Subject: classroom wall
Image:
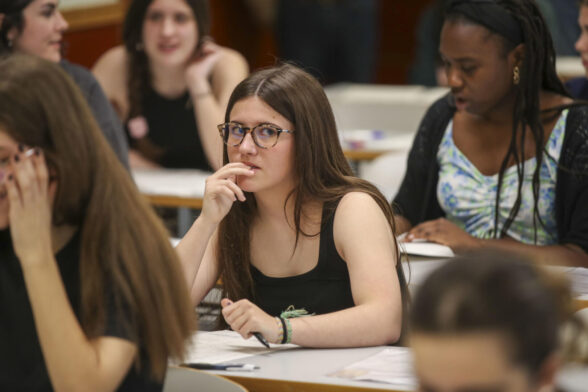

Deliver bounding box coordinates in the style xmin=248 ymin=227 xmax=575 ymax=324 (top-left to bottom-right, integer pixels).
xmin=62 ymin=0 xmax=432 ymax=84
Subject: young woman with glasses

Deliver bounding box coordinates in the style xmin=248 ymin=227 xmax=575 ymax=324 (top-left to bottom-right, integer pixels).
xmin=93 ymin=0 xmax=248 ymax=170
xmin=394 ymin=0 xmax=588 ymax=266
xmin=177 ymin=63 xmax=408 ymax=347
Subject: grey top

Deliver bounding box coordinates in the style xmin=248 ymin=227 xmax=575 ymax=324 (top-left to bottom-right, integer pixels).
xmin=60 ymin=60 xmax=129 ymax=169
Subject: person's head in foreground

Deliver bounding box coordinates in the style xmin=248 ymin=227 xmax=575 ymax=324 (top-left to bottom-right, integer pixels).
xmin=0 ymin=54 xmax=195 ymax=388
xmin=410 ymin=250 xmax=577 ymax=392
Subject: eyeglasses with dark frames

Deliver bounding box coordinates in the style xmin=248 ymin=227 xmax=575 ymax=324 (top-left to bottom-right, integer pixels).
xmin=217 ymin=122 xmax=295 ymax=149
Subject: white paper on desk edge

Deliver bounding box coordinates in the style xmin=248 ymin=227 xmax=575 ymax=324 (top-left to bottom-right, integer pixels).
xmin=180 ymin=330 xmax=297 ymax=365
xmin=328 ymin=347 xmax=416 ymax=388
xmin=399 ymin=241 xmax=455 ymax=258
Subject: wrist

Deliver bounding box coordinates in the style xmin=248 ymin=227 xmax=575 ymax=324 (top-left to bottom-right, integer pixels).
xmin=187 ymin=78 xmax=211 ymax=96
xmin=273 ymin=317 xmax=283 ymax=344
xmin=194 ymin=214 xmax=219 ymax=232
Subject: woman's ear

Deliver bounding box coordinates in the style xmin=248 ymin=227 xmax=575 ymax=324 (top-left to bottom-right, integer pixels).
xmin=511 ymin=43 xmax=525 ymax=68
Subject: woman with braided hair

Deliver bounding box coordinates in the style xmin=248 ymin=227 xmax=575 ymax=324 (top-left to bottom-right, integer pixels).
xmin=395 ymin=0 xmax=588 ymax=267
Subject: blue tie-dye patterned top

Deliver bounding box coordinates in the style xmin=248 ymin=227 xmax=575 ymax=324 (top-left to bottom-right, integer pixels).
xmin=436 ymin=110 xmax=568 ymax=245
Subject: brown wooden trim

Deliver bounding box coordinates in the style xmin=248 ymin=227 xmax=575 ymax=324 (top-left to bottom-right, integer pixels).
xmin=574 ymin=298 xmax=588 ymax=311
xmin=343 ymin=150 xmax=387 ymax=162
xmin=223 ymin=375 xmax=406 ymax=392
xmin=143 ymin=194 xmax=203 ymax=209
xmin=62 ymin=2 xmax=128 ymax=31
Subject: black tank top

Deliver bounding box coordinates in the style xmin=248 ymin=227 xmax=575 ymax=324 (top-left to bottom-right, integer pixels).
xmin=250 ymin=200 xmax=355 ymax=316
xmin=126 ymin=86 xmax=212 ymax=170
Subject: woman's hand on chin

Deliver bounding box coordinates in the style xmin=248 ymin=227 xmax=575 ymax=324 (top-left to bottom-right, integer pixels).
xmin=200 ymin=163 xmax=254 ymax=225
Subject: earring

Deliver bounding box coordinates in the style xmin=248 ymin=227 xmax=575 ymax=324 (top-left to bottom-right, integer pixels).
xmin=513 ymin=66 xmax=520 ymax=85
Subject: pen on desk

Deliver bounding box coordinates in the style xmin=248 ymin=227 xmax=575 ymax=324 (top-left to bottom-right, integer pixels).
xmin=253 ymin=332 xmax=270 ymax=348
xmin=182 ymin=363 xmax=259 ymax=371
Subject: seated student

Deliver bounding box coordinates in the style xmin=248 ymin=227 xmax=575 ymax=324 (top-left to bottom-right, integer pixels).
xmin=394 ymin=0 xmax=588 ymax=267
xmin=567 ymin=0 xmax=588 ymax=100
xmin=410 ymin=250 xmax=586 ymax=392
xmin=177 ymin=64 xmax=408 ymax=347
xmin=0 ymin=0 xmax=129 ymax=168
xmin=0 ymin=54 xmax=196 ymax=391
xmin=93 ymin=0 xmax=248 ymax=170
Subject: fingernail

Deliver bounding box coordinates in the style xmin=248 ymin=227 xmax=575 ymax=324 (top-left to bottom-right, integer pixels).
xmin=13 ymin=154 xmax=19 ymax=162
xmin=227 ymin=300 xmax=233 ymax=305
xmin=18 ymin=144 xmax=24 ymax=152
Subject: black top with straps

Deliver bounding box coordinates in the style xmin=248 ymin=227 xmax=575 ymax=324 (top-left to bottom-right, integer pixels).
xmin=127 ymin=86 xmax=211 ymax=170
xmin=250 ymin=200 xmax=355 ymax=317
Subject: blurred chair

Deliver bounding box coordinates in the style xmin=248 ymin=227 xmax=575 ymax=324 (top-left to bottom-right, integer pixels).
xmin=163 ymin=366 xmax=248 ymax=392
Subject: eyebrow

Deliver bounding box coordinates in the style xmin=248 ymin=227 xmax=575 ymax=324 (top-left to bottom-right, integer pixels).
xmin=230 ymin=121 xmax=282 ymax=128
xmin=40 ymin=1 xmax=58 ymax=9
xmin=440 ymin=53 xmax=478 ymax=63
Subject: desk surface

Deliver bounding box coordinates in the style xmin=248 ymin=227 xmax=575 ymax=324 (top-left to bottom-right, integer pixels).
xmin=210 ymin=346 xmax=412 ymax=392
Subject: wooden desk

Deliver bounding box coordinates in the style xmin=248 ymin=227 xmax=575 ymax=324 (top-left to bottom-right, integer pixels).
xmin=133 ymin=169 xmax=208 ymax=235
xmin=133 ymin=168 xmax=208 ymax=207
xmin=144 ymin=194 xmax=203 ymax=209
xmin=343 ymin=149 xmax=388 ymax=162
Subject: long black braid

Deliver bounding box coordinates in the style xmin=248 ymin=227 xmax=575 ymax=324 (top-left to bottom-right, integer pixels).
xmin=446 ymin=0 xmax=570 ymax=242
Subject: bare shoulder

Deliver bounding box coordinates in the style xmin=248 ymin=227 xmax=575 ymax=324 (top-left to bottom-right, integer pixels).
xmin=215 ymin=46 xmax=249 ymax=76
xmin=335 ymin=192 xmax=386 ymax=225
xmin=92 ymin=46 xmax=129 ymax=117
xmin=93 ymin=45 xmax=127 ymax=77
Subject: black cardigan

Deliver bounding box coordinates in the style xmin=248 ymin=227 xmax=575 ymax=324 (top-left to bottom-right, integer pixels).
xmin=393 ymin=95 xmax=588 ymax=253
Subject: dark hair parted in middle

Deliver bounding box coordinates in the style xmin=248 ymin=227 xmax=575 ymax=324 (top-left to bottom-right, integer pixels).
xmin=444 ymin=0 xmax=570 ymax=240
xmin=217 ymin=63 xmax=409 ymax=314
xmin=122 ymin=0 xmax=211 ymax=119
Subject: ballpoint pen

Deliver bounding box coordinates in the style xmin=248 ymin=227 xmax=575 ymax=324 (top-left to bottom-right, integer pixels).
xmin=253 ymin=332 xmax=270 ymax=348
xmin=182 ymin=363 xmax=259 ymax=371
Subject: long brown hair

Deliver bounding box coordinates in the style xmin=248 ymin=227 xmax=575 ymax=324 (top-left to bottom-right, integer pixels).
xmin=123 ymin=0 xmax=211 ymax=119
xmin=0 ymin=54 xmax=196 ymax=379
xmin=217 ymin=64 xmax=409 ymax=313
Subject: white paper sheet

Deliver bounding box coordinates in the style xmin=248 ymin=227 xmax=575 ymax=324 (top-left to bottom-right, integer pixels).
xmin=181 ymin=330 xmax=297 ymax=365
xmin=398 ymin=240 xmax=455 ymax=258
xmin=567 ymin=268 xmax=588 ymax=296
xmin=329 ymin=347 xmax=416 ymax=387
